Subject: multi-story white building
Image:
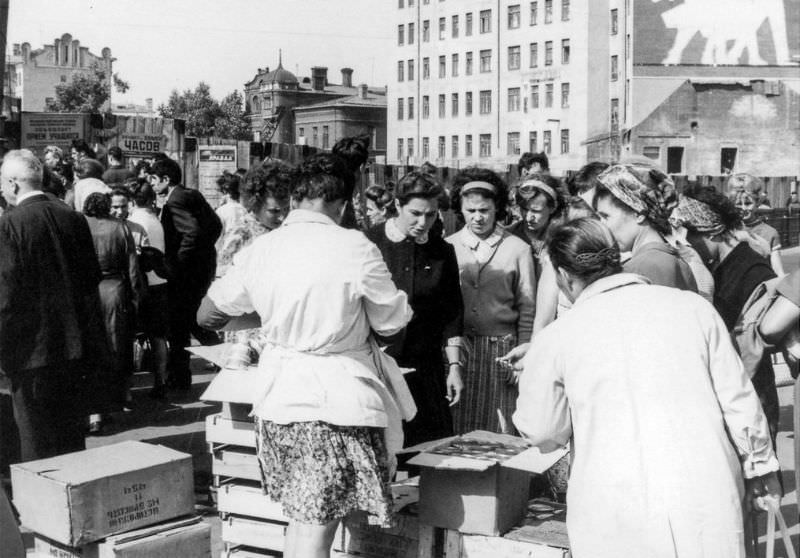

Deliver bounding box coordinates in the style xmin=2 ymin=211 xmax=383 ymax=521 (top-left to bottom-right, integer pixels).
xmin=389 ymin=0 xmax=800 ymax=175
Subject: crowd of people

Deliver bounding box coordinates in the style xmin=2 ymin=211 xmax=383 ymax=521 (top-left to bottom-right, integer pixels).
xmin=0 ymin=136 xmax=798 ymax=558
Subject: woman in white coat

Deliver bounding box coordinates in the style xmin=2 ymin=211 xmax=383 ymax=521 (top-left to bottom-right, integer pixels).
xmin=513 ymin=218 xmax=781 ymax=558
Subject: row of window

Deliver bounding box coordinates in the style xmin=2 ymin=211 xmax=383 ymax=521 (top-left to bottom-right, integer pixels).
xmin=297 ymin=125 xmax=330 ymax=149
xmin=396 ymin=83 xmax=571 ymax=121
xmin=396 ymin=129 xmax=570 ymax=161
xmin=398 ymin=0 xmax=571 ymax=45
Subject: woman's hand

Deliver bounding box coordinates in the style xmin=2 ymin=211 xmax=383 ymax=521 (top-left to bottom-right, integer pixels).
xmin=497 ymin=342 xmax=531 ymax=384
xmin=446 ymin=366 xmax=464 ymax=406
xmin=745 ymin=471 xmax=783 ymax=513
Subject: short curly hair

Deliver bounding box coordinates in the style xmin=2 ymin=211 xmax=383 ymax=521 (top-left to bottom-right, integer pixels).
xmin=293 ymin=153 xmax=353 ymax=203
xmin=83 ymin=192 xmax=111 ymax=217
xmin=450 ymin=167 xmax=509 ymax=221
xmin=241 ymin=161 xmax=295 ymax=214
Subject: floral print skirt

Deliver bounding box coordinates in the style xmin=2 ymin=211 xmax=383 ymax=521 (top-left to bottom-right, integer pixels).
xmin=255 ymin=419 xmax=394 ymax=527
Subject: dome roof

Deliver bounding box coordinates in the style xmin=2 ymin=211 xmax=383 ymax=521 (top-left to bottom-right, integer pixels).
xmin=263 ymin=62 xmax=298 ymax=85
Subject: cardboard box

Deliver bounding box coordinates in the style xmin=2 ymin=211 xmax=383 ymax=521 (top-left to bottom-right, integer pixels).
xmin=33 ymin=516 xmax=210 ymax=558
xmin=221 ymin=515 xmax=285 ymax=553
xmin=216 ymin=482 xmax=287 ymax=522
xmin=199 ymin=366 xmax=262 ymax=422
xmin=404 ymin=431 xmax=567 ymax=537
xmin=12 ymin=441 xmax=194 ymax=546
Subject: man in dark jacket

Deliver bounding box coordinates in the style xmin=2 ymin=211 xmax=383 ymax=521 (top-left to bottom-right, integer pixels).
xmin=149 ymin=157 xmax=221 ymax=391
xmin=0 ymin=149 xmax=107 ymax=460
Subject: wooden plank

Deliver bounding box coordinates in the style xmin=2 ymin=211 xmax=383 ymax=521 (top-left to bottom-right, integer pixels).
xmin=222 ymin=545 xmax=281 ymax=558
xmin=212 ymin=448 xmax=261 ymax=482
xmin=221 ymin=515 xmax=285 ymax=553
xmin=335 ymin=511 xmax=419 ymax=558
xmin=417 ymin=524 xmax=436 ymax=558
xmin=217 ymin=481 xmax=287 ymax=523
xmin=457 ymin=534 xmax=568 ymax=558
xmin=206 ymin=414 xmax=257 ymax=448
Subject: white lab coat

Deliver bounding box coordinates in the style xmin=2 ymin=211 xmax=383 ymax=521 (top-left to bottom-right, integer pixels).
xmin=514 ymin=274 xmax=778 ymax=558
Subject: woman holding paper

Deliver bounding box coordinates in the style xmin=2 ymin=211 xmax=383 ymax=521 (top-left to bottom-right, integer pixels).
xmin=514 ymin=218 xmax=780 ymax=558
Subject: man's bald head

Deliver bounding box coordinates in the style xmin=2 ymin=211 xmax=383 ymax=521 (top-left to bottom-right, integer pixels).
xmin=1 ymin=149 xmax=44 ymax=205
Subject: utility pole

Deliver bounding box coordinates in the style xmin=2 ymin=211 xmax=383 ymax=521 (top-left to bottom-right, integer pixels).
xmin=0 ymin=0 xmax=9 ymax=150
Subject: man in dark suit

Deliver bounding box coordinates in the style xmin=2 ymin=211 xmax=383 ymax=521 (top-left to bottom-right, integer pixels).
xmin=0 ymin=149 xmax=107 ymax=460
xmin=149 ymin=158 xmax=221 ymax=391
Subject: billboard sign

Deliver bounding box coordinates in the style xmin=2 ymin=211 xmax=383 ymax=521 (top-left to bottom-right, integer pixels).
xmin=21 ymin=113 xmax=89 ymax=157
xmin=198 ymin=145 xmax=237 ymax=208
xmin=635 ymin=0 xmax=800 ymax=66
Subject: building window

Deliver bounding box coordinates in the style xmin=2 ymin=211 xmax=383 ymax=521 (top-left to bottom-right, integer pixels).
xmin=508 ymin=5 xmax=521 ymax=29
xmin=312 ymin=127 xmax=319 ymax=146
xmin=409 ymin=0 xmax=414 ymax=6
xmin=560 ymin=129 xmax=569 ymax=153
xmin=508 ymin=132 xmax=521 ymax=155
xmin=408 ymin=22 xmax=415 ymax=44
xmin=545 ymin=83 xmax=553 ymax=107
xmin=438 ymin=136 xmax=446 ymax=159
xmin=466 ymin=91 xmax=473 ymax=115
xmin=423 ymin=57 xmax=430 ymax=79
xmin=398 ymin=24 xmax=405 ymax=45
xmin=60 ymin=75 xmax=67 ymax=82
xmin=452 ymin=15 xmax=459 ymax=38
xmin=544 ymin=0 xmax=553 ymax=23
xmin=397 ymin=99 xmax=404 ymax=120
xmin=439 ymin=56 xmax=446 ymax=78
xmin=408 ymin=138 xmax=414 ymax=158
xmin=480 ymin=9 xmax=492 ymax=33
xmin=667 ymin=146 xmax=684 ymax=174
xmin=479 ymin=90 xmax=492 ymax=114
xmin=408 ymin=97 xmax=415 ymax=119
xmin=299 ymin=127 xmax=304 ymax=138
xmin=452 ymin=136 xmax=459 ymax=158
xmin=466 ymin=12 xmax=473 ymax=35
xmin=423 ymin=20 xmax=430 ymax=42
xmin=322 ymin=126 xmax=330 ymax=149
xmin=438 ymin=94 xmax=446 ymax=118
xmin=466 ymin=134 xmax=473 ymax=156
xmin=408 ymin=59 xmax=415 ymax=80
xmin=611 ymin=98 xmax=619 ymax=131
xmin=562 ymin=39 xmax=570 ymax=64
xmin=530 ymin=1 xmax=538 ymax=24
xmin=397 ymin=61 xmax=405 ymax=81
xmin=466 ymin=52 xmax=474 ymax=75
xmin=545 ymin=41 xmax=553 ymax=65
xmin=721 ymin=147 xmax=738 ymax=174
xmin=643 ymin=146 xmax=660 ymax=160
xmin=452 ymin=93 xmax=459 ymax=116
xmin=530 ymin=43 xmax=538 ymax=67
xmin=561 ymin=82 xmax=570 ymax=107
xmin=422 ymin=95 xmax=430 ymax=118
xmin=399 ymin=0 xmax=404 ymax=8
xmin=480 ymin=49 xmax=492 ymax=72
xmin=611 ymin=9 xmax=618 ymax=35
xmin=479 ymin=134 xmax=492 ymax=157
xmin=562 ymin=0 xmax=570 ymax=20
xmin=508 ymin=46 xmax=521 ymax=70
xmin=531 ymin=85 xmax=539 ymax=108
xmin=452 ymin=53 xmax=459 ymax=76
xmin=529 ymin=131 xmax=538 ymax=153
xmin=439 ymin=17 xmax=446 ymax=40
xmin=611 ymin=55 xmax=619 ymax=81
xmin=508 ymin=88 xmax=521 ymax=111
xmin=543 ymin=130 xmax=551 ymax=154
xmin=422 ymin=137 xmax=430 ymax=159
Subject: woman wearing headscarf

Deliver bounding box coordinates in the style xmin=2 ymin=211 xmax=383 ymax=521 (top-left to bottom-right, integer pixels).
xmin=671 ymin=186 xmax=780 ymax=443
xmin=446 ymin=167 xmax=536 ymax=435
xmin=514 ymin=217 xmax=780 ymax=558
xmin=593 ymin=164 xmax=697 ymax=291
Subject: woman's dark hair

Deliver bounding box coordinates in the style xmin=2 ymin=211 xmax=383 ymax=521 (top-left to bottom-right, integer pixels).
xmin=71 ymin=139 xmax=96 ymax=160
xmin=683 ymin=185 xmax=743 ymax=233
xmin=450 ymin=167 xmax=509 ymax=221
xmin=293 ymin=153 xmax=353 ymax=203
xmin=241 ymin=161 xmax=295 ymax=214
xmin=134 ymin=160 xmax=151 ymax=177
xmin=133 ymin=182 xmax=156 ymax=208
xmin=364 ymin=185 xmax=397 ymax=216
xmin=393 ymin=171 xmax=447 ymax=209
xmin=42 ymin=167 xmax=66 ymax=199
xmin=217 ymin=171 xmax=241 ymax=201
xmin=150 ymin=158 xmax=182 ymax=186
xmin=331 ymin=134 xmax=370 ymax=173
xmin=566 ymin=162 xmax=610 ymax=196
xmin=515 ymin=172 xmax=564 ymax=213
xmin=547 ymin=217 xmax=622 ymax=285
xmin=75 ymin=158 xmax=105 ymax=180
xmin=83 ymin=192 xmax=112 ymax=217
xmin=518 ymin=151 xmax=549 ymax=173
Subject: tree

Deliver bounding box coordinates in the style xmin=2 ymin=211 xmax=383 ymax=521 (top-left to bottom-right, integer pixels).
xmin=46 ymin=64 xmax=129 ymax=113
xmin=157 ymin=83 xmax=251 ymax=140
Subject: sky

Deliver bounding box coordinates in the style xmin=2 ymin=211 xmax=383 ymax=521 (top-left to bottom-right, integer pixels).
xmin=7 ymin=0 xmax=395 ymax=107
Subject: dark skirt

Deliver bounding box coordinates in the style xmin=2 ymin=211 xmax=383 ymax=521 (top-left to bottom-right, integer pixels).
xmin=255 ymin=419 xmax=393 ymax=527
xmin=400 ymin=351 xmax=453 ymax=448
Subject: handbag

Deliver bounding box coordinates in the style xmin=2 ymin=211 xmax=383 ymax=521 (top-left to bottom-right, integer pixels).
xmin=747 ymin=498 xmax=797 ymax=558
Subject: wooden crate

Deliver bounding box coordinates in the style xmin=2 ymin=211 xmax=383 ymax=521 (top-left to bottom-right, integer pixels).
xmin=221 ymin=546 xmax=281 ymax=558
xmin=217 ymin=481 xmax=287 ymax=523
xmin=334 ymin=510 xmax=419 ymax=558
xmin=206 ymin=414 xmax=256 ymax=448
xmin=221 ymin=515 xmax=285 ymax=554
xmin=212 ymin=447 xmax=261 ymax=482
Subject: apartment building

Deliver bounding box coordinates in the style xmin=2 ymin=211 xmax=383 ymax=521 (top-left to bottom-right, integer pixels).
xmin=389 ymin=0 xmax=800 ymax=175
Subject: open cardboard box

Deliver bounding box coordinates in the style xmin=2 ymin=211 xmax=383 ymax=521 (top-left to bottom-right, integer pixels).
xmin=192 ymin=345 xmax=260 ymax=421
xmin=401 ymin=431 xmax=567 ymax=536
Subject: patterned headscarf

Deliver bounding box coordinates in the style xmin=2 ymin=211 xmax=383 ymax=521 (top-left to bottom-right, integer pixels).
xmin=670 ymin=195 xmax=727 ymax=236
xmin=596 ymin=164 xmax=679 ymax=235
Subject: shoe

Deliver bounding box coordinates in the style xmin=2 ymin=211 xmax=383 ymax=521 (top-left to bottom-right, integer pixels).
xmin=88 ymin=420 xmax=103 ymax=435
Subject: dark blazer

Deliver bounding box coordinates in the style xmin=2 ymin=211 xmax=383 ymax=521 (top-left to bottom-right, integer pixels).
xmin=0 ymin=193 xmax=106 ymax=374
xmin=160 ymin=186 xmax=222 ymax=284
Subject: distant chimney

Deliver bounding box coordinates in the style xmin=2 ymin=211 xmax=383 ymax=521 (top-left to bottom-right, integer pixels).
xmin=146 ymin=98 xmax=153 ymax=112
xmin=311 ymin=66 xmax=328 ymax=91
xmin=358 ymin=84 xmax=369 ymax=99
xmin=341 ymin=68 xmax=354 ymax=88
